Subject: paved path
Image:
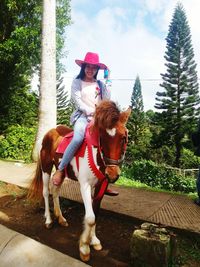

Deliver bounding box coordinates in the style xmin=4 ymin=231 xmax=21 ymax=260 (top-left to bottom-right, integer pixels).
xmin=0 ymin=224 xmax=90 ymax=267
xmin=0 ymin=160 xmax=91 ymax=267
xmin=1 ymin=160 xmax=200 ymax=234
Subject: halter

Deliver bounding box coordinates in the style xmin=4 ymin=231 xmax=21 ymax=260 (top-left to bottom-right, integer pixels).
xmin=99 ymin=129 xmax=128 ymax=167
xmin=85 ymin=125 xmax=127 ymax=201
xmin=102 ymin=154 xmax=125 ymax=166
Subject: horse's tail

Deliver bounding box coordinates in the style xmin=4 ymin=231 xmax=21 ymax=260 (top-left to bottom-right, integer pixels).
xmin=27 ymin=157 xmax=43 ymax=203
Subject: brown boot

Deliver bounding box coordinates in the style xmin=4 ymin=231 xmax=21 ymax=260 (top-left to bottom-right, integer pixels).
xmin=105 ymin=188 xmax=119 ymax=196
xmin=52 ymin=170 xmax=65 ymax=186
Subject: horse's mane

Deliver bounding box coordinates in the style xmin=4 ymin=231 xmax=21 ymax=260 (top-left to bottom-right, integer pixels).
xmin=94 ymin=100 xmax=120 ymax=129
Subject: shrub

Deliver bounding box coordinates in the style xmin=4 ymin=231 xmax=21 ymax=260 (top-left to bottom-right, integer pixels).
xmin=0 ymin=125 xmax=36 ymax=162
xmin=122 ymin=160 xmax=196 ymax=194
xmin=180 ymin=148 xmax=200 ymax=169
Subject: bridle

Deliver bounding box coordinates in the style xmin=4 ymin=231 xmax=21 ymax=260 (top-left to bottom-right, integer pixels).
xmin=103 ymin=154 xmax=125 ymax=166
xmin=86 ymin=124 xmax=128 ymax=200
xmin=99 ymin=130 xmax=128 ymax=167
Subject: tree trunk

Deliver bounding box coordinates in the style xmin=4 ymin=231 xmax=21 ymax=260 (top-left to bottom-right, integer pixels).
xmin=32 ymin=0 xmax=56 ymax=161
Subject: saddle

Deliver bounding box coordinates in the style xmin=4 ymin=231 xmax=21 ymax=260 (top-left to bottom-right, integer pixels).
xmin=56 ymin=122 xmax=99 ymax=170
xmin=56 ymin=123 xmax=112 ymax=200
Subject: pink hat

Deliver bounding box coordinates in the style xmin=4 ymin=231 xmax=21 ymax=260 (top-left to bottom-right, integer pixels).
xmin=75 ymin=52 xmax=107 ymax=70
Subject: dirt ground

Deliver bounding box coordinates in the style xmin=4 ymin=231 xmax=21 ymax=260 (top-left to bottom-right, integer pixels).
xmin=1 ymin=181 xmax=200 ymax=267
xmin=0 ymin=182 xmax=139 ymax=267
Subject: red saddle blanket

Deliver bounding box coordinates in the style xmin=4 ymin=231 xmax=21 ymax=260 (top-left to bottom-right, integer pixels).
xmin=56 ymin=123 xmax=99 ymax=158
xmin=56 ymin=123 xmax=107 ymax=200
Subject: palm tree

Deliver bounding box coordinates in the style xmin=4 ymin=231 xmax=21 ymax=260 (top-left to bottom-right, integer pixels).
xmin=32 ymin=0 xmax=56 ymax=160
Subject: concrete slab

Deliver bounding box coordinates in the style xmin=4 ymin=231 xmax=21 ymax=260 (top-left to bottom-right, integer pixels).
xmin=0 ymin=224 xmax=90 ymax=267
xmin=0 ymin=160 xmax=35 ymax=188
xmin=0 ymin=224 xmax=18 ymax=252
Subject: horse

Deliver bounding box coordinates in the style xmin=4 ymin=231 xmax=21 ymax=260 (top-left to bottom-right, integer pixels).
xmin=28 ymin=100 xmax=131 ymax=262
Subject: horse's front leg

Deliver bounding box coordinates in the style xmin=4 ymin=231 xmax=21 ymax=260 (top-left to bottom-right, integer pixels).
xmin=89 ymin=180 xmax=108 ymax=251
xmin=79 ymin=182 xmax=102 ymax=262
xmin=42 ymin=172 xmax=53 ymax=228
xmin=90 ymin=224 xmax=102 ymax=251
xmin=51 ymin=182 xmax=68 ymax=227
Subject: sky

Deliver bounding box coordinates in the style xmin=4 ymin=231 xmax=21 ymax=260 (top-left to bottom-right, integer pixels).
xmin=60 ymin=0 xmax=200 ymax=111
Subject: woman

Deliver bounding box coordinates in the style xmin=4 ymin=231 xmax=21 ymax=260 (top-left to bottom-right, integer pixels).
xmin=53 ymin=52 xmax=118 ymax=196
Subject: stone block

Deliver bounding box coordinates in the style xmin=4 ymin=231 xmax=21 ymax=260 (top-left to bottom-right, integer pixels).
xmin=130 ymin=223 xmax=176 ymax=267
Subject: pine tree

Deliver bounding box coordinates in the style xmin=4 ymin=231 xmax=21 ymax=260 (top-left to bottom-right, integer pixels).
xmin=130 ymin=75 xmax=144 ymax=111
xmin=126 ymin=75 xmax=150 ymax=163
xmin=56 ymin=76 xmax=74 ymax=125
xmin=128 ymin=75 xmax=145 ymax=144
xmin=155 ymin=3 xmax=200 ymax=167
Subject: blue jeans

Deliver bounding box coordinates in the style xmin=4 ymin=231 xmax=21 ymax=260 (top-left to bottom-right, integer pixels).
xmin=58 ymin=117 xmax=88 ymax=171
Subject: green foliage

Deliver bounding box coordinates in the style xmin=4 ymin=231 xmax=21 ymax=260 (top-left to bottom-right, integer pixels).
xmin=0 ymin=125 xmax=36 ymax=162
xmin=128 ymin=76 xmax=146 ymax=141
xmin=0 ymin=0 xmax=71 ymax=132
xmin=148 ymin=145 xmax=176 ymax=166
xmin=56 ymin=75 xmax=74 ymax=125
xmin=154 ymin=3 xmax=200 ymax=167
xmin=180 ymin=148 xmax=200 ymax=169
xmin=172 ymin=235 xmax=200 ymax=266
xmin=125 ymin=129 xmax=152 ymax=164
xmin=123 ymin=160 xmax=196 ymax=194
xmin=1 ymin=88 xmax=38 ymax=131
xmin=126 ymin=75 xmax=151 ymax=163
xmin=130 ymin=75 xmax=144 ymax=111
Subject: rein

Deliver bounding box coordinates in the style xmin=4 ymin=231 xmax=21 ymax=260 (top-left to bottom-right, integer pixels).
xmin=85 ymin=124 xmax=127 ymax=201
xmin=86 ymin=128 xmax=108 ymax=201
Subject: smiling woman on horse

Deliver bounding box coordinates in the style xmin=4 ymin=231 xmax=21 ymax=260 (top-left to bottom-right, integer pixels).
xmin=53 ymin=52 xmax=117 ymax=196
xmin=28 ymin=98 xmax=131 ymax=261
xmin=28 ymin=52 xmax=132 ymax=262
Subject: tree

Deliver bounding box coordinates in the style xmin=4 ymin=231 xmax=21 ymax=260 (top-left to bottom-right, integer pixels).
xmin=154 ymin=3 xmax=200 ymax=167
xmin=5 ymin=89 xmax=38 ymax=129
xmin=0 ymin=0 xmax=71 ymax=132
xmin=0 ymin=0 xmax=41 ymax=132
xmin=129 ymin=75 xmax=144 ymax=144
xmin=32 ymin=0 xmax=56 ymax=160
xmin=32 ymin=0 xmax=72 ymax=160
xmin=56 ymin=76 xmax=74 ymax=125
xmin=126 ymin=75 xmax=150 ymax=163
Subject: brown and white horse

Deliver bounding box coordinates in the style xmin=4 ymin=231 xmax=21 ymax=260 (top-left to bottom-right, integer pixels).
xmin=28 ymin=100 xmax=131 ymax=262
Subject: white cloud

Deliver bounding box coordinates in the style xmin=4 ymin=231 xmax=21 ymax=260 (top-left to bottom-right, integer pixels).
xmin=62 ymin=0 xmax=200 ymax=111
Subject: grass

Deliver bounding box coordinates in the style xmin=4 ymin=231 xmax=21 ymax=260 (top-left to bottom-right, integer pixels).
xmin=0 ymin=158 xmax=25 ymax=163
xmin=0 ymin=181 xmax=6 ymax=188
xmin=0 ymin=180 xmax=27 ymax=199
xmin=171 ymin=235 xmax=200 ymax=266
xmin=116 ymin=175 xmax=198 ymax=199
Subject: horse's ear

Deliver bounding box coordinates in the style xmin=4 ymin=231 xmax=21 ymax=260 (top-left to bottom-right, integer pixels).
xmin=119 ymin=107 xmax=131 ymax=124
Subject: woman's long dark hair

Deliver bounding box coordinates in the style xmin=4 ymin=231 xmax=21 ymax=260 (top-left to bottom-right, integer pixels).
xmin=76 ymin=63 xmax=99 ymax=80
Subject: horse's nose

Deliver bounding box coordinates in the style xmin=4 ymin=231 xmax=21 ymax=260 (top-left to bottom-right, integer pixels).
xmin=106 ymin=174 xmax=119 ymax=183
xmin=105 ymin=166 xmax=121 ymax=183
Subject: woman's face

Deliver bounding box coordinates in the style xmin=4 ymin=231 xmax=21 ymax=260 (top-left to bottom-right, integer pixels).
xmin=84 ymin=64 xmax=98 ymax=81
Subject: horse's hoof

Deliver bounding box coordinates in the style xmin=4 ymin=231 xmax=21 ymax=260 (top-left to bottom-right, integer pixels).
xmin=92 ymin=243 xmax=102 ymax=251
xmin=45 ymin=222 xmax=53 ymax=229
xmin=80 ymin=252 xmax=90 ymax=262
xmin=59 ymin=220 xmax=69 ymax=227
